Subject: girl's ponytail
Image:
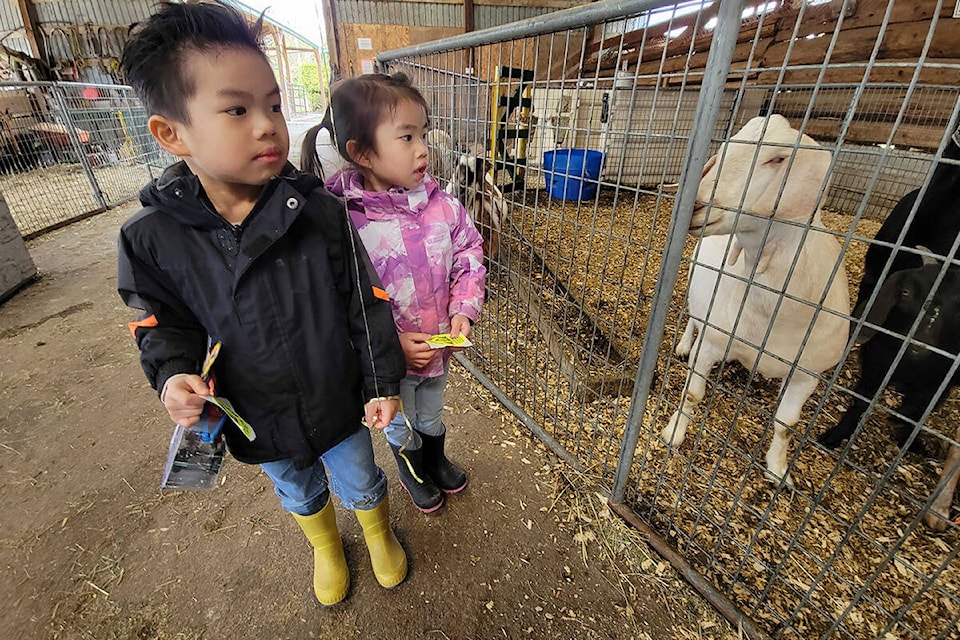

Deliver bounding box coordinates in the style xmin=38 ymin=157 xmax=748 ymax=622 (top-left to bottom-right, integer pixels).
xmin=300 ymin=106 xmax=335 ymax=179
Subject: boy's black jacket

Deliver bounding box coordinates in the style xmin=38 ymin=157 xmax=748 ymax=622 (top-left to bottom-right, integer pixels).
xmin=118 ymin=161 xmax=405 ymax=467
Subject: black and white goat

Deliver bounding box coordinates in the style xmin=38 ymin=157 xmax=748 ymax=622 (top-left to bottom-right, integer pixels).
xmin=445 ymin=153 xmax=505 ymax=263
xmin=664 ymin=115 xmax=850 ymax=487
xmin=426 ymin=129 xmax=455 ymax=182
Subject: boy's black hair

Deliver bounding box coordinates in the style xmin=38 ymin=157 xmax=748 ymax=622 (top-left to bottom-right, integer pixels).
xmin=121 ymin=1 xmax=265 ymax=123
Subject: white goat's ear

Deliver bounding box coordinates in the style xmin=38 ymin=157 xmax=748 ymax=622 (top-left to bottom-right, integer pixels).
xmin=660 ymin=182 xmax=680 ymax=194
xmin=755 ymin=249 xmax=772 ymax=274
xmin=726 ymin=236 xmax=742 ymax=266
xmin=774 ymin=145 xmax=831 ymax=221
xmin=702 ymin=155 xmax=717 ymax=178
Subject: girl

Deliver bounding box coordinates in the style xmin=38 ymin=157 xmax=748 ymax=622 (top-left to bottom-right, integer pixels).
xmin=308 ymin=73 xmax=486 ymax=513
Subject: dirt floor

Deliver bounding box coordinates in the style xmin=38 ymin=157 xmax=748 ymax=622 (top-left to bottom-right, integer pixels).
xmin=0 ymin=203 xmax=739 ymax=640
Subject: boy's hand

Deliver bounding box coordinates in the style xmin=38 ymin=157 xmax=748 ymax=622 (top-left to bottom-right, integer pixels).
xmin=364 ymin=397 xmax=399 ymax=430
xmin=161 ymin=373 xmax=208 ymax=427
xmin=449 ymin=314 xmax=473 ymax=352
xmin=399 ymin=331 xmax=437 ymax=369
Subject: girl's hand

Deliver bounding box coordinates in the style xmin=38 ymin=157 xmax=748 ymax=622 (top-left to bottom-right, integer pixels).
xmin=161 ymin=373 xmax=209 ymax=427
xmin=364 ymin=397 xmax=399 ymax=429
xmin=449 ymin=314 xmax=472 ymax=352
xmin=399 ymin=331 xmax=437 ymax=369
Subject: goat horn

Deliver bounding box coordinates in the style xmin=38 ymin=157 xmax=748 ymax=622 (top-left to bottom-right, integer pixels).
xmin=660 ymin=183 xmax=680 ymax=194
xmin=916 ymin=245 xmax=938 ymax=266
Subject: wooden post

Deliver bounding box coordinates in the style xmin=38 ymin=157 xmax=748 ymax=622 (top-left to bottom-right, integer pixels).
xmin=16 ymin=0 xmax=45 ymax=63
xmin=465 ymin=0 xmax=475 ymax=71
xmin=320 ymin=0 xmax=342 ymax=80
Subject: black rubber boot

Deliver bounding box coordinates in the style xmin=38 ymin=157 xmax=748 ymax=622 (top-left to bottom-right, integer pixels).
xmin=390 ymin=444 xmax=444 ymax=513
xmin=420 ymin=431 xmax=467 ymax=494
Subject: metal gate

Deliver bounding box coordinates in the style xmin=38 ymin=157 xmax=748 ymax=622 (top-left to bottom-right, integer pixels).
xmin=0 ymin=81 xmax=171 ymax=238
xmin=377 ymin=1 xmax=960 ymax=638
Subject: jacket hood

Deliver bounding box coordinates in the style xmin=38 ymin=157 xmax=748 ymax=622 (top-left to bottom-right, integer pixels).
xmin=325 ymin=165 xmax=438 ymax=219
xmin=140 ymin=161 xmax=324 ymax=229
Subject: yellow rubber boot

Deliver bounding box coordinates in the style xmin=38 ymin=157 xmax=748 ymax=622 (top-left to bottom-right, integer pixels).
xmin=292 ymin=500 xmax=350 ymax=605
xmin=355 ymin=496 xmax=408 ymax=589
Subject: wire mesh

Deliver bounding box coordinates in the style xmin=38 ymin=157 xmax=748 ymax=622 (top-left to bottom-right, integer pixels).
xmin=378 ymin=0 xmax=960 ymax=638
xmin=0 ymin=81 xmax=171 ymax=237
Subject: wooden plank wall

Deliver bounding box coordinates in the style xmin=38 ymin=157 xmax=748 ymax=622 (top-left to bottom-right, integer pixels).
xmin=578 ymin=0 xmax=960 ymax=150
xmin=336 ymin=23 xmax=463 ymax=76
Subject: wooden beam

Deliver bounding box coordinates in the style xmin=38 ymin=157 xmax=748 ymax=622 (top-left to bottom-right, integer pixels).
xmin=621 ymin=38 xmax=774 ymax=78
xmin=278 ymin=31 xmax=293 ymax=86
xmin=762 ymin=19 xmax=960 ymax=68
xmin=802 ymin=118 xmax=947 ymax=150
xmin=584 ymin=3 xmax=722 ymax=58
xmin=577 ymin=0 xmax=958 ymax=78
xmin=464 ymin=0 xmax=475 ymax=69
xmin=584 ymin=18 xmax=777 ymax=75
xmin=778 ymin=0 xmax=951 ymax=40
xmin=770 ymin=86 xmax=956 ymax=127
xmin=754 ymin=58 xmax=960 ymax=85
xmin=384 ymin=0 xmax=581 ymax=6
xmin=464 ymin=0 xmax=475 ymax=33
xmin=16 ymin=0 xmax=44 ymax=62
xmin=321 ymin=0 xmax=341 ymax=79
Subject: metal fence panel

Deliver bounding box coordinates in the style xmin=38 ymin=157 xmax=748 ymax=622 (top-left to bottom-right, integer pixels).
xmin=0 ymin=81 xmax=171 ymax=237
xmin=378 ymin=0 xmax=960 ymax=638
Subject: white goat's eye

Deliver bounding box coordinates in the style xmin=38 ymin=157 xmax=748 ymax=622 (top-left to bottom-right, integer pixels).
xmin=767 ymin=156 xmax=786 ymax=165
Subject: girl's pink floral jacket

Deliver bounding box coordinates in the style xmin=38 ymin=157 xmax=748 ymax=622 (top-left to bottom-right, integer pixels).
xmin=326 ymin=167 xmax=486 ymax=378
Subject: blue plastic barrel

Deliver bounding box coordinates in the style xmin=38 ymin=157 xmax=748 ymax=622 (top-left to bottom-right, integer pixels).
xmin=542 ymin=149 xmax=604 ymax=200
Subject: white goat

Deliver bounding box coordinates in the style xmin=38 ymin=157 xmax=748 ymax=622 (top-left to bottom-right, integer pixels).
xmin=663 ymin=114 xmax=850 ymax=487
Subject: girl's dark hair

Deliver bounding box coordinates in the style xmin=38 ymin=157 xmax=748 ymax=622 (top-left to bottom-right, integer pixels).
xmin=300 ymin=106 xmax=335 ymax=179
xmin=121 ymin=1 xmax=265 ymax=123
xmin=326 ymin=73 xmax=429 ymax=165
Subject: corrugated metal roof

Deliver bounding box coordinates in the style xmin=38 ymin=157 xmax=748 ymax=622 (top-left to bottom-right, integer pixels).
xmin=335 ymin=1 xmax=461 ymax=27
xmin=0 ymin=0 xmax=152 ymax=57
xmin=475 ymin=5 xmax=557 ymax=30
xmin=334 ymin=1 xmax=562 ymax=30
xmin=32 ymin=0 xmax=153 ymax=25
xmin=0 ymin=0 xmax=23 ymax=31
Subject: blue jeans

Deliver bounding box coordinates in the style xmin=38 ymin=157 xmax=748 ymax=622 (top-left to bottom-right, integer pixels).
xmin=384 ymin=362 xmax=449 ymax=450
xmin=260 ymin=427 xmax=387 ymax=515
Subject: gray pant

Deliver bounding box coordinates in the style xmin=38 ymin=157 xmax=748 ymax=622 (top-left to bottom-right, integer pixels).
xmin=384 ymin=361 xmax=449 ymax=450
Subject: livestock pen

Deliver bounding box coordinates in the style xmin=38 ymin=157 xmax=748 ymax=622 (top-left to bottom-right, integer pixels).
xmin=376 ymin=0 xmax=960 ymax=638
xmin=0 ymin=81 xmax=170 ymax=237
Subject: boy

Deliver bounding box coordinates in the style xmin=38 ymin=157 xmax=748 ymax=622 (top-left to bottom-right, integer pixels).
xmin=117 ymin=2 xmax=407 ymax=606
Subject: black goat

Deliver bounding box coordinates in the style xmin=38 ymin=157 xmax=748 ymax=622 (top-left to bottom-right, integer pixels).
xmin=851 ymin=134 xmax=960 ymax=318
xmin=819 ymin=263 xmax=960 ymax=530
xmin=821 ymin=264 xmax=960 ymax=450
xmin=0 ymin=131 xmax=47 ymax=174
xmin=821 ymin=131 xmax=960 ymax=530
